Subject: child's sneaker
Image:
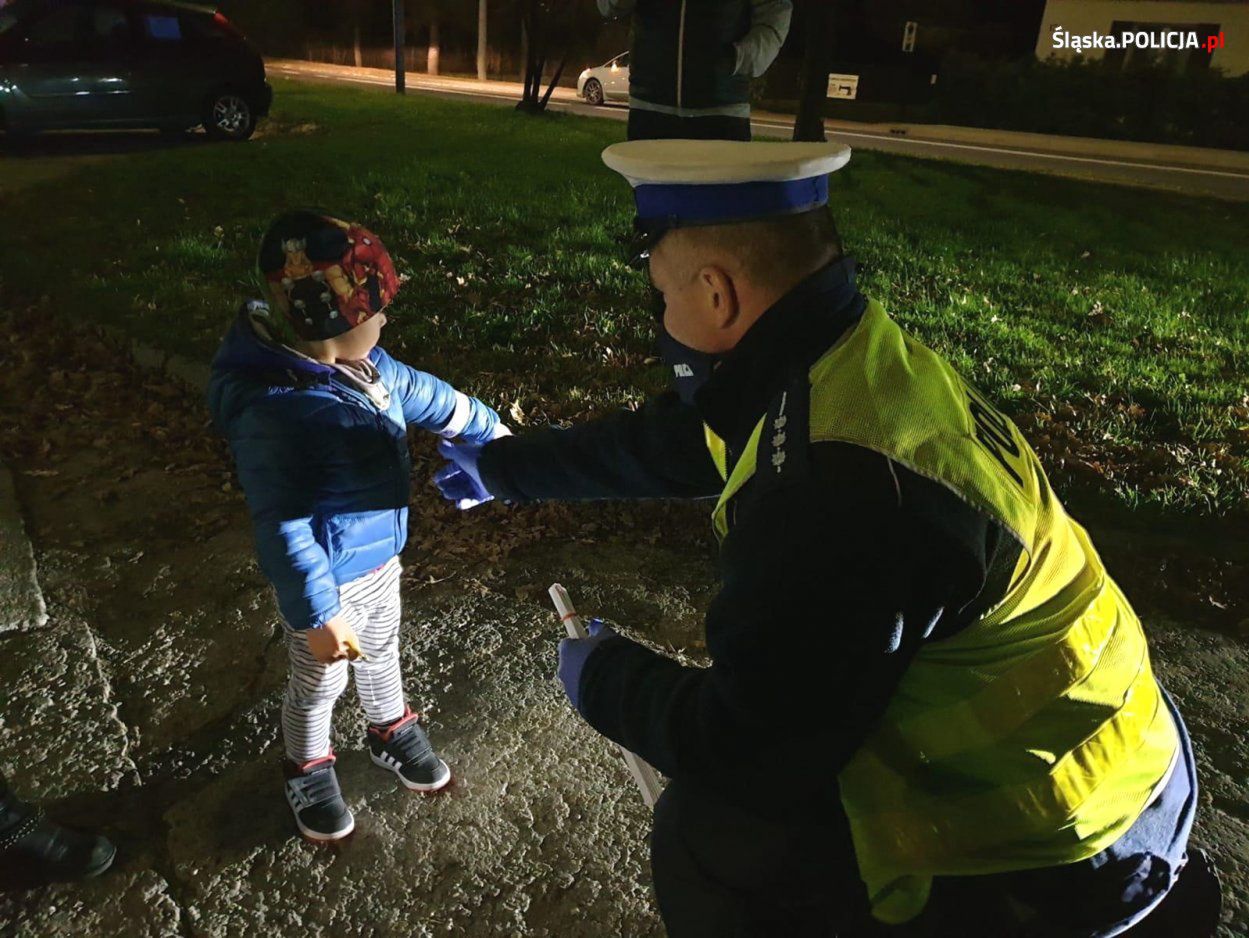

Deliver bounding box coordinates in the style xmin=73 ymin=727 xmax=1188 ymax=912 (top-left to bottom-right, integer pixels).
xmin=367 ymin=706 xmax=452 ymax=792
xmin=284 ymin=752 xmax=354 ymax=842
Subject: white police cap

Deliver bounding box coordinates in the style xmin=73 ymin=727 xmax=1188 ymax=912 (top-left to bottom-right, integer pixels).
xmin=602 ymin=139 xmax=851 ymax=231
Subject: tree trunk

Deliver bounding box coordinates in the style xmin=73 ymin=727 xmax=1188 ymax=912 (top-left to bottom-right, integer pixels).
xmin=517 ymin=0 xmax=538 ymax=107
xmin=428 ymin=14 xmax=440 ymax=75
xmin=539 ymin=56 xmax=566 ymax=108
xmin=519 ymin=19 xmax=529 ymax=84
xmin=794 ymin=0 xmax=834 ymax=141
xmin=516 ymin=0 xmax=574 ymax=114
xmin=353 ymin=20 xmax=363 ymax=68
xmin=477 ymin=0 xmax=488 ymax=81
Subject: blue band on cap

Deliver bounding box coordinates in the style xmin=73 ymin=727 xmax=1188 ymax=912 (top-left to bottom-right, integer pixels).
xmin=634 ymin=175 xmax=829 ymax=226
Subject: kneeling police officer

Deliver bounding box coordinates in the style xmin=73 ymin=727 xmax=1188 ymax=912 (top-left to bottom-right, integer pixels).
xmin=435 ymin=140 xmax=1218 ymax=937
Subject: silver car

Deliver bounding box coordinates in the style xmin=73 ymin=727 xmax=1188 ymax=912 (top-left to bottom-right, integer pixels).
xmin=577 ymin=51 xmax=628 ymax=106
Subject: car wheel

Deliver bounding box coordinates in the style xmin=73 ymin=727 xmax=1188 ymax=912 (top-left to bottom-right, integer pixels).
xmin=203 ymin=91 xmax=256 ymax=141
xmin=583 ymin=79 xmax=604 ymax=106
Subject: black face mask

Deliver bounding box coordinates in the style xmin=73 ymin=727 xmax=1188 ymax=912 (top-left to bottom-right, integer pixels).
xmin=647 ymin=285 xmax=666 ymax=322
xmin=658 ymin=324 xmax=721 ymax=406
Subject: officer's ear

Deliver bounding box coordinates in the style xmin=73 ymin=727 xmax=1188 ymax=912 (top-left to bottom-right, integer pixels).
xmin=698 ymin=265 xmax=740 ymax=332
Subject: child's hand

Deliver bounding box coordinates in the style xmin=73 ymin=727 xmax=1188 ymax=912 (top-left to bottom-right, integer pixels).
xmin=307 ymin=616 xmax=362 ymax=664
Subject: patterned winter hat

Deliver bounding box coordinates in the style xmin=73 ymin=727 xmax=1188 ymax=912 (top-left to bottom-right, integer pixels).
xmin=257 ymin=210 xmax=401 ymax=341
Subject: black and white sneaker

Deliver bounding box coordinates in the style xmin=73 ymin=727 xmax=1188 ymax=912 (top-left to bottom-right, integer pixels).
xmin=284 ymin=752 xmax=354 ymax=843
xmin=367 ymin=706 xmax=452 ymax=792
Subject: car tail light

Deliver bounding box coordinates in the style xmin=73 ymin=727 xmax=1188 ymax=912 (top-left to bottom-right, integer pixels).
xmin=213 ymin=11 xmax=245 ymax=39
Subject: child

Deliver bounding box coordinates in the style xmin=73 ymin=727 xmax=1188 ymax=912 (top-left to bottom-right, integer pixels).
xmin=208 ymin=210 xmax=507 ymax=842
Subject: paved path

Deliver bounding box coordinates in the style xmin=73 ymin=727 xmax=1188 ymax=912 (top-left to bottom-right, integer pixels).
xmin=0 ymin=317 xmax=1246 ymax=936
xmin=0 ymin=326 xmax=674 ymax=936
xmin=266 ymin=59 xmax=1249 ymax=202
xmin=0 ymin=462 xmax=46 ymax=633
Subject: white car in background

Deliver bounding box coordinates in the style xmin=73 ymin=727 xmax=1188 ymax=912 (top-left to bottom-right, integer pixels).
xmin=577 ymin=52 xmax=629 ymax=106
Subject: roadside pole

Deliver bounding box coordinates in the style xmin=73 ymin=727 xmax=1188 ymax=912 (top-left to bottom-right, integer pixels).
xmin=393 ymin=0 xmax=406 ymax=94
xmin=477 ymin=0 xmax=488 ymax=81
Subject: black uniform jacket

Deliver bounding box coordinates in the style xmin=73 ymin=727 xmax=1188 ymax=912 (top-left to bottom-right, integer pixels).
xmin=478 ymin=260 xmax=1021 ymax=819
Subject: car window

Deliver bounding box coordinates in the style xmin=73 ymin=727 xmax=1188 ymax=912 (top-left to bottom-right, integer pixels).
xmin=181 ymin=13 xmax=228 ymax=40
xmin=140 ymin=12 xmax=182 ymax=41
xmin=24 ymin=4 xmax=83 ymax=44
xmin=90 ymin=6 xmax=131 ymax=42
xmin=617 ymin=52 xmax=629 ymax=68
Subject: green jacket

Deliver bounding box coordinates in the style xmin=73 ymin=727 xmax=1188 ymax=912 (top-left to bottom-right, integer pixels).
xmin=599 ymin=0 xmax=791 ymax=118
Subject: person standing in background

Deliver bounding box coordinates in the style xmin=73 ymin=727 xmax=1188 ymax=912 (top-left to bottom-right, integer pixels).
xmin=599 ymin=0 xmax=792 ymax=141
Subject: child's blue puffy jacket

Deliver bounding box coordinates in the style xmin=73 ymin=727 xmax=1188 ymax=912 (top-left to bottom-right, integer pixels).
xmin=207 ymin=306 xmax=500 ymax=630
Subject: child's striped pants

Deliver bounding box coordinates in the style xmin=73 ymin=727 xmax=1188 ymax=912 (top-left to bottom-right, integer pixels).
xmin=282 ymin=557 xmax=406 ymax=764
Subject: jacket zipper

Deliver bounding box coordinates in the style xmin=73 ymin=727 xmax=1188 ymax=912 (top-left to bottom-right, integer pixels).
xmin=327 ymin=377 xmax=408 ymax=552
xmin=676 ymin=0 xmax=687 ymax=110
xmin=327 ymin=376 xmax=376 ymax=412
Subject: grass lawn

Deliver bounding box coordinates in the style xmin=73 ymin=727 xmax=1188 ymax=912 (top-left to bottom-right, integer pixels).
xmin=1 ymin=76 xmax=1246 ymax=517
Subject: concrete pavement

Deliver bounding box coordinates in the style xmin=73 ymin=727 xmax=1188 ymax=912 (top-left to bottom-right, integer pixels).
xmin=0 ymin=310 xmax=1246 ymax=937
xmin=0 ymin=463 xmax=46 ymax=633
xmin=266 ymin=59 xmax=1249 ymax=201
xmin=0 ymin=325 xmax=669 ymax=936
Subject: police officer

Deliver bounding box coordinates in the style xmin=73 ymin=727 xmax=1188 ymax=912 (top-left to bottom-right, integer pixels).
xmin=434 ymin=141 xmax=1217 ymax=936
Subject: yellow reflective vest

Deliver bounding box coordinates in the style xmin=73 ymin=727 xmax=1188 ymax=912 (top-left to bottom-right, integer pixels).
xmin=703 ymin=300 xmax=1179 ymax=924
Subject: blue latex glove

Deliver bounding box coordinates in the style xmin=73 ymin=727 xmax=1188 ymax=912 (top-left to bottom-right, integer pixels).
xmin=434 ymin=439 xmax=492 ymax=509
xmin=558 ymin=617 xmax=619 ymax=713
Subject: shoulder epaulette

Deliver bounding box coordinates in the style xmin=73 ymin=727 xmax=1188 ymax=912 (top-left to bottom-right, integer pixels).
xmin=755 ymin=366 xmax=811 ymax=491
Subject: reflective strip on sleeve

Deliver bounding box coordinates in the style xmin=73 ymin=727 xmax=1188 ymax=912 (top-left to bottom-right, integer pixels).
xmin=437 ymin=391 xmax=473 ymax=439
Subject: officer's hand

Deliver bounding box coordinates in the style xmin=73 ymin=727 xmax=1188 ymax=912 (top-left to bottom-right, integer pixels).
xmin=558 ymin=618 xmax=619 ymax=712
xmin=434 ymin=439 xmax=493 ymax=509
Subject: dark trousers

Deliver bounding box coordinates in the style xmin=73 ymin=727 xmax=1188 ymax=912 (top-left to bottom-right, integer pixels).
xmin=650 ymin=751 xmax=1204 ymax=938
xmin=650 ymin=778 xmax=867 ymax=938
xmin=627 ymin=107 xmax=752 ymax=142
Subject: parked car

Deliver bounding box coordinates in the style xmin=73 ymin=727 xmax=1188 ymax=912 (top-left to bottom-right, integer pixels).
xmin=0 ymin=0 xmax=272 ymax=141
xmin=577 ymin=52 xmax=628 ymax=106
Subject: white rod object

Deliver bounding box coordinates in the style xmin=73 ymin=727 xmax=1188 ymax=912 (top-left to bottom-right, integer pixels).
xmin=549 ymin=583 xmax=665 ymax=809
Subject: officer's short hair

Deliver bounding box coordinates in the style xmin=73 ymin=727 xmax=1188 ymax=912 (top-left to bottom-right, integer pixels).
xmin=661 ymin=208 xmax=844 ymax=289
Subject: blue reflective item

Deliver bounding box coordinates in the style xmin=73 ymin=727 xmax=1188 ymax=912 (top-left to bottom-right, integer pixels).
xmin=144 ymin=15 xmax=181 ymax=40
xmin=435 ymin=440 xmax=493 ymax=509
xmin=634 ymin=175 xmax=829 ymax=229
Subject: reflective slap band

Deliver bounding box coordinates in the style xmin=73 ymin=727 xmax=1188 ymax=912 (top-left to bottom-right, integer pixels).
xmin=437 ymin=391 xmax=473 ymax=438
xmin=633 ymin=176 xmax=829 ymax=228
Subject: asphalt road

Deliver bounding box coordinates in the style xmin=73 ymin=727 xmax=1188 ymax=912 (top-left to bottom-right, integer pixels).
xmin=266 ymin=61 xmax=1249 ymax=202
